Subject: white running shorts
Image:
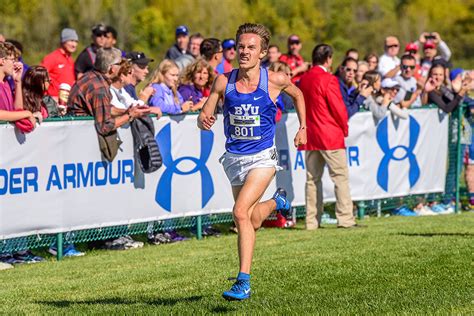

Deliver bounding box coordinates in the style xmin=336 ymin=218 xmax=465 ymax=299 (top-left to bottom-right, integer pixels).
xmin=219 ymin=146 xmax=282 ymax=186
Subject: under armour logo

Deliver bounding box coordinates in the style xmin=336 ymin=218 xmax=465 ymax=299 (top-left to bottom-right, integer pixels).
xmin=376 ymin=116 xmax=420 ymax=192
xmin=155 ymin=123 xmax=214 ymax=212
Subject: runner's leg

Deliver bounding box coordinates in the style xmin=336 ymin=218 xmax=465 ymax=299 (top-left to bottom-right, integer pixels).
xmin=232 ymin=167 xmax=275 ymax=274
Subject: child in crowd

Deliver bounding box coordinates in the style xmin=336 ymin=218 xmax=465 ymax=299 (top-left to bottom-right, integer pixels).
xmin=148 ymin=59 xmax=193 ymax=114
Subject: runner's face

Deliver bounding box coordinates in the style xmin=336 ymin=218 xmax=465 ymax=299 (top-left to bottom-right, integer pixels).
xmin=237 ymin=33 xmax=266 ymax=69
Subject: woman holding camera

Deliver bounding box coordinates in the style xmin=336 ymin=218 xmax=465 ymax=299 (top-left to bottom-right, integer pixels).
xmin=361 ymin=70 xmax=407 ymax=123
xmin=422 ymin=63 xmax=471 ymax=113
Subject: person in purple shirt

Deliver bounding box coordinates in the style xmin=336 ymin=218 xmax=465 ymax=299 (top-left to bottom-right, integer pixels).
xmin=148 ymin=59 xmax=193 ymax=114
xmin=178 ymin=59 xmax=215 ymax=111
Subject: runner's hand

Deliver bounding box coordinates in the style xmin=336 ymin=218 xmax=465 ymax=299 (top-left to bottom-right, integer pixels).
xmin=198 ymin=112 xmax=216 ymax=130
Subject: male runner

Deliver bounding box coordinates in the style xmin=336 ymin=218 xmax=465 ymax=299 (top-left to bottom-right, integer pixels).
xmin=198 ymin=23 xmax=307 ymax=301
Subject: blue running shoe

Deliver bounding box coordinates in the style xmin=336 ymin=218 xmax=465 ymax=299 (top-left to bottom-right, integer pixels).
xmin=273 ymin=188 xmax=291 ymax=217
xmin=222 ymin=278 xmax=251 ymax=301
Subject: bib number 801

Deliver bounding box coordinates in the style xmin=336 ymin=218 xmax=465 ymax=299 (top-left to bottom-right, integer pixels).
xmin=234 ymin=126 xmax=253 ymax=137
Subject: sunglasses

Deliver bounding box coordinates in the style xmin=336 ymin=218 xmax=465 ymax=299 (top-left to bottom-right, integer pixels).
xmin=401 ymin=65 xmax=416 ymax=70
xmin=344 ymin=67 xmax=357 ymax=73
xmin=387 ymin=44 xmax=399 ymax=49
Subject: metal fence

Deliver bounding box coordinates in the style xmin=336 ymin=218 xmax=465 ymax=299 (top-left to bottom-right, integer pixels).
xmin=0 ymin=104 xmax=467 ymax=260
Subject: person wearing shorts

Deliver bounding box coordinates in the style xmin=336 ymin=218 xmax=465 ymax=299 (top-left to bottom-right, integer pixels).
xmin=198 ymin=23 xmax=307 ymax=301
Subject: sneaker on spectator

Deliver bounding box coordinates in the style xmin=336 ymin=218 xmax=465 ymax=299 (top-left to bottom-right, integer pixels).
xmin=0 ymin=262 xmax=13 ymax=270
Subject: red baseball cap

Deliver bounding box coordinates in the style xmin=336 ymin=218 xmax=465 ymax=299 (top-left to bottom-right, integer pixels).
xmin=405 ymin=42 xmax=418 ymax=52
xmin=424 ymin=41 xmax=436 ymax=49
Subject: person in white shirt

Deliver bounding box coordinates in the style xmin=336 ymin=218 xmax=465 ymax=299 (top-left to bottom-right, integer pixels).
xmin=378 ymin=36 xmax=400 ymax=78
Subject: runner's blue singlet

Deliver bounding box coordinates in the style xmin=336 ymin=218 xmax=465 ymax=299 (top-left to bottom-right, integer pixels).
xmin=223 ymin=68 xmax=276 ymax=154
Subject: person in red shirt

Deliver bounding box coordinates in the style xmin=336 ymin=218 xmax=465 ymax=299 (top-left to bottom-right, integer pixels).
xmin=279 ymin=34 xmax=309 ymax=84
xmin=298 ymin=44 xmax=358 ymax=230
xmin=41 ymin=28 xmax=78 ymax=100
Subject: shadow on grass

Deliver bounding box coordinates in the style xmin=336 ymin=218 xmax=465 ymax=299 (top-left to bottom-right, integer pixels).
xmin=37 ymin=295 xmax=203 ymax=308
xmin=398 ymin=232 xmax=473 ymax=237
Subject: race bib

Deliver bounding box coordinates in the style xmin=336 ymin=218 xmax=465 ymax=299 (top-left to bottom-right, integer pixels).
xmin=229 ymin=114 xmax=261 ymax=140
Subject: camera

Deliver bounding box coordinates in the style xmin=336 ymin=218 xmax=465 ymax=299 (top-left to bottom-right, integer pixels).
xmin=425 ymin=33 xmax=435 ymax=40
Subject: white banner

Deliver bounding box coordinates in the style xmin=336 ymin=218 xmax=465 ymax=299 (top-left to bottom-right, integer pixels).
xmin=0 ymin=109 xmax=448 ymax=239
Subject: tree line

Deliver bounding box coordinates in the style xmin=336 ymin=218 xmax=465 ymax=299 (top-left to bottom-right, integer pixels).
xmin=1 ymin=0 xmax=473 ymax=67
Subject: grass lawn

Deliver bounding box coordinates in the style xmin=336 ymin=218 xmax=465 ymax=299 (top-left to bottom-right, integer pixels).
xmin=0 ymin=213 xmax=473 ymax=314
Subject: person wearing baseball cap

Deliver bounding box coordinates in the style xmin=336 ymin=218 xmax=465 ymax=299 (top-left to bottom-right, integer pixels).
xmin=75 ymin=23 xmax=109 ymax=79
xmin=215 ymin=38 xmax=236 ymax=74
xmin=123 ymin=51 xmax=155 ymax=102
xmin=418 ymin=32 xmax=452 ymax=78
xmin=279 ymin=34 xmax=309 ymax=84
xmin=165 ymin=25 xmax=190 ymax=60
xmin=40 ymin=28 xmax=79 ymax=99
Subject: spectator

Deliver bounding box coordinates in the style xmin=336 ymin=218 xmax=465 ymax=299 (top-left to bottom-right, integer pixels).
xmin=165 ymin=25 xmax=190 ymax=60
xmin=5 ymin=39 xmax=29 ymax=77
xmin=355 ymin=61 xmax=369 ymax=85
xmin=419 ymin=32 xmax=452 ymax=78
xmin=0 ymin=42 xmax=24 ymax=112
xmin=268 ymin=61 xmax=294 ymax=113
xmin=109 ymin=59 xmax=162 ymax=118
xmin=0 ymin=109 xmax=34 ymax=123
xmin=148 ymin=59 xmax=193 ymax=114
xmin=0 ymin=34 xmax=4 ymax=42
xmin=178 ymin=59 xmax=215 ymax=111
xmin=262 ymin=44 xmax=281 ymax=68
xmin=345 ymin=48 xmax=359 ymax=61
xmin=68 ymin=47 xmax=151 ymax=134
xmin=299 ymin=44 xmax=358 ymax=229
xmin=337 ymin=57 xmax=371 ymax=118
xmin=41 ymin=28 xmax=78 ymax=100
xmin=422 ymin=63 xmax=471 ymax=113
xmin=362 ymin=72 xmax=408 ymax=123
xmin=123 ymin=51 xmax=155 ymax=103
xmin=200 ymin=38 xmax=223 ymax=72
xmin=378 ymin=36 xmax=400 ymax=78
xmin=109 ymin=59 xmax=137 ymax=112
xmin=393 ymin=54 xmax=422 ymax=108
xmin=175 ymin=33 xmax=204 ymax=72
xmin=404 ymin=42 xmax=423 ymax=81
xmin=364 ymin=53 xmax=379 ymax=71
xmin=105 ymin=26 xmax=118 ymax=49
xmin=22 ymin=66 xmax=50 ymax=121
xmin=215 ymin=39 xmax=236 ymax=74
xmin=75 ymin=23 xmax=108 ymax=79
xmin=279 ymin=34 xmax=309 ymax=84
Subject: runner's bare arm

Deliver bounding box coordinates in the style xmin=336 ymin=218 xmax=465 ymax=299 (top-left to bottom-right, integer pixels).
xmin=198 ymin=74 xmax=228 ymax=130
xmin=268 ymin=71 xmax=307 ymax=147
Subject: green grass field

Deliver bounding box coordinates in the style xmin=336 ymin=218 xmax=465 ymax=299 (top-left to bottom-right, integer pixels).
xmin=0 ymin=213 xmax=473 ymax=314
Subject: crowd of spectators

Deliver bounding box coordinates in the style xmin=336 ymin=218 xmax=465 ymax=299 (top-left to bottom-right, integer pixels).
xmin=1 ymin=24 xmax=473 ymax=267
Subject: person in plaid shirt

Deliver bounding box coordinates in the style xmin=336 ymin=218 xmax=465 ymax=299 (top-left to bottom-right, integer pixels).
xmin=68 ymin=47 xmax=150 ymax=135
